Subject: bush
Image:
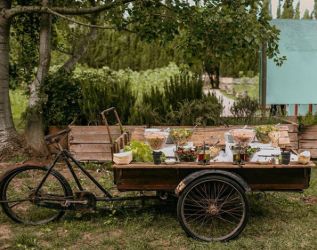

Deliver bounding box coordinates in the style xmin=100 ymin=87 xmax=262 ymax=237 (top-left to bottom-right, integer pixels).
xmin=42 ymin=68 xmax=136 ymax=126
xmin=77 ymin=68 xmax=136 ymax=124
xmin=164 ymin=73 xmax=203 ymax=109
xmin=298 ymin=112 xmax=317 ymax=129
xmin=230 ymin=96 xmax=259 ymax=123
xmin=42 ymin=70 xmax=82 ymax=126
xmin=166 ymin=94 xmax=223 ymax=126
xmin=128 ymin=72 xmax=205 ymax=125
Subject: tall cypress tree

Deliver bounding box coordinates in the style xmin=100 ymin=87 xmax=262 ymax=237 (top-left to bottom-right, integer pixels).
xmin=294 ymin=2 xmax=300 ymax=19
xmin=314 ymin=0 xmax=317 ymax=19
xmin=277 ymin=0 xmax=282 ymax=18
xmin=281 ymin=0 xmax=294 ymax=19
xmin=302 ymin=9 xmax=312 ymax=19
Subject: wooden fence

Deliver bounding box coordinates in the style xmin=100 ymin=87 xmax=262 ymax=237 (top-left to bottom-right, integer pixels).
xmin=299 ymin=125 xmax=317 ymax=158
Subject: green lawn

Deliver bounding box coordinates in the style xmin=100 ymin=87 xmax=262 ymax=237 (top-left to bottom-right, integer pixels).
xmin=221 ymin=83 xmax=259 ymax=101
xmin=0 ymin=166 xmax=316 ymax=250
xmin=9 ymin=89 xmax=28 ymax=132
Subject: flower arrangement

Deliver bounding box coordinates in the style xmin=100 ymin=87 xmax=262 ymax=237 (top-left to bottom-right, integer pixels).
xmin=175 ymin=147 xmax=197 ymax=162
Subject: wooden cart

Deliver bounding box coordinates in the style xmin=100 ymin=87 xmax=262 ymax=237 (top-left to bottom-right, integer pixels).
xmin=113 ymin=162 xmax=316 ymax=241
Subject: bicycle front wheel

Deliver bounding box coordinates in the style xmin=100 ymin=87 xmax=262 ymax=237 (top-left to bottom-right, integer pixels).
xmin=0 ymin=165 xmax=73 ymax=225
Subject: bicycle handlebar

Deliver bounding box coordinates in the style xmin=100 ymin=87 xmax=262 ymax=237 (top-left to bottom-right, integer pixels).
xmin=44 ymin=128 xmax=71 ymax=144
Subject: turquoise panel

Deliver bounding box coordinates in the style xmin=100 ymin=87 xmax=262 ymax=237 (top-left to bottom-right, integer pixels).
xmin=299 ymin=104 xmax=308 ymax=115
xmin=267 ymin=20 xmax=317 ymax=105
xmin=287 ymin=104 xmax=295 ymax=116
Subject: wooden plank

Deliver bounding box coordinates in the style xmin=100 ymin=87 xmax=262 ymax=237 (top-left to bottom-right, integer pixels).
xmin=70 ymin=144 xmax=112 ymax=153
xmin=299 ymin=141 xmax=317 ymax=148
xmin=71 ymin=152 xmax=112 ymax=161
xmin=301 ymin=125 xmax=317 ymax=132
xmin=114 ymin=166 xmax=311 ymax=192
xmin=300 ymin=132 xmax=317 ymax=140
xmin=69 ymin=134 xmax=112 ymax=143
xmin=113 ymin=162 xmax=316 ymax=169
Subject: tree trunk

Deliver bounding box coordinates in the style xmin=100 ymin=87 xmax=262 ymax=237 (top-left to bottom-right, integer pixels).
xmin=215 ymin=64 xmax=220 ymax=89
xmin=25 ymin=0 xmax=51 ymax=155
xmin=0 ymin=0 xmax=25 ymax=160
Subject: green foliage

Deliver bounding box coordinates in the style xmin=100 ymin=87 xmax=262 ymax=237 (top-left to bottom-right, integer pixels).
xmin=9 ymin=89 xmax=28 ymax=132
xmin=302 ymin=9 xmax=312 ymax=20
xmin=294 ymin=2 xmax=300 ymax=19
xmin=81 ymin=30 xmax=179 ymax=71
xmin=298 ymin=112 xmax=317 ymax=127
xmin=42 ymin=67 xmax=138 ymax=126
xmin=124 ymin=140 xmax=153 ymax=162
xmin=42 ymin=70 xmax=82 ymax=126
xmin=164 ymin=73 xmax=203 ymax=109
xmin=73 ymin=67 xmax=136 ymax=124
xmin=230 ymin=96 xmax=259 ymax=123
xmin=167 ymin=94 xmax=223 ymax=126
xmin=281 ymin=0 xmax=294 ymax=19
xmin=128 ymin=72 xmax=214 ymax=126
xmin=9 ymin=0 xmax=40 ymax=89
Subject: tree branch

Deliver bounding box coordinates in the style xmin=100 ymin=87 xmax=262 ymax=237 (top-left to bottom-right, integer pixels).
xmin=47 ymin=8 xmax=117 ymax=29
xmin=4 ymin=0 xmax=136 ymax=18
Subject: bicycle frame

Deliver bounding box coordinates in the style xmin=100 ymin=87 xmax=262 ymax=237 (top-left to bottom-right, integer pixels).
xmin=34 ymin=149 xmax=113 ymax=200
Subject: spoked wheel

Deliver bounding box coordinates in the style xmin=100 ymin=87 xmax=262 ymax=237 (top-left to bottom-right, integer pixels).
xmin=0 ymin=165 xmax=73 ymax=225
xmin=177 ymin=175 xmax=249 ymax=242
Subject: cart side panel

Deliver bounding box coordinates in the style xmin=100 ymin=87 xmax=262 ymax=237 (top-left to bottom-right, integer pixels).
xmin=113 ymin=166 xmax=312 ymax=192
xmin=234 ymin=168 xmax=311 ymax=191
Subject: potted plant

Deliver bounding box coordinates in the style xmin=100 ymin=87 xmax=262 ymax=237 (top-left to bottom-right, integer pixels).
xmin=170 ymin=128 xmax=193 ymax=147
xmin=255 ymin=125 xmax=278 ymax=144
xmin=175 ymin=147 xmax=197 ymax=162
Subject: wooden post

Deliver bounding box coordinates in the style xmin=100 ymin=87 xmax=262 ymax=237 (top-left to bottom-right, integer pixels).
xmin=295 ymin=104 xmax=298 ymax=117
xmin=261 ymin=44 xmax=267 ymax=116
xmin=309 ymin=104 xmax=313 ymax=113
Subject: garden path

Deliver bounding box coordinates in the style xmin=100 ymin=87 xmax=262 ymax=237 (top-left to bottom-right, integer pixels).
xmin=204 ymin=88 xmax=235 ymax=117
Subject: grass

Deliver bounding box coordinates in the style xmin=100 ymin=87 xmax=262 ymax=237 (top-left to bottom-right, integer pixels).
xmin=9 ymin=89 xmax=28 ymax=132
xmin=221 ymin=82 xmax=259 ymax=101
xmin=0 ymin=166 xmax=316 ymax=250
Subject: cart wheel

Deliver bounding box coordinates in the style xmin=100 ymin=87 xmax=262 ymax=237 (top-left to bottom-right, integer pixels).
xmin=177 ymin=175 xmax=249 ymax=242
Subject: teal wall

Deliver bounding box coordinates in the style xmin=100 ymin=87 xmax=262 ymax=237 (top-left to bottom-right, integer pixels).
xmin=267 ymin=20 xmax=317 ymax=108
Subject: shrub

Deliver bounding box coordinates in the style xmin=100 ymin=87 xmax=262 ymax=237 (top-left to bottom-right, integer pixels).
xmin=230 ymin=96 xmax=259 ymax=122
xmin=42 ymin=70 xmax=82 ymax=126
xmin=164 ymin=73 xmax=203 ymax=109
xmin=166 ymin=94 xmax=223 ymax=126
xmin=42 ymin=68 xmax=136 ymax=126
xmin=77 ymin=68 xmax=136 ymax=124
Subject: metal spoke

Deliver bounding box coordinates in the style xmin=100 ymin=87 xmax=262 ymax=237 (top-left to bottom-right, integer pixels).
xmin=180 ymin=178 xmax=247 ymax=241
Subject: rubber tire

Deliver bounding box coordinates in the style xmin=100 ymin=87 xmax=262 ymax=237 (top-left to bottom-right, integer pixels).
xmin=0 ymin=165 xmax=73 ymax=225
xmin=177 ymin=175 xmax=249 ymax=242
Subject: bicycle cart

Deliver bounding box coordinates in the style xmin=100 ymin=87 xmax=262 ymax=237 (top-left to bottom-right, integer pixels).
xmin=0 ymin=108 xmax=316 ymax=242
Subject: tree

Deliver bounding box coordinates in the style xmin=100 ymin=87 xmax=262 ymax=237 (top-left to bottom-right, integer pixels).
xmin=0 ymin=0 xmax=141 ymax=157
xmin=177 ymin=1 xmax=283 ymax=89
xmin=302 ymin=9 xmax=312 ymax=20
xmin=314 ymin=0 xmax=317 ymax=19
xmin=0 ymin=0 xmax=194 ymax=156
xmin=277 ymin=0 xmax=282 ymax=18
xmin=294 ymin=2 xmax=300 ymax=19
xmin=0 ymin=0 xmax=284 ymax=157
xmin=281 ymin=0 xmax=294 ymax=19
